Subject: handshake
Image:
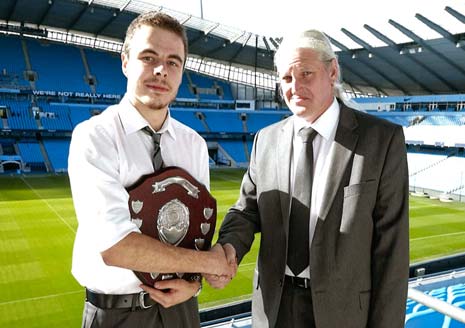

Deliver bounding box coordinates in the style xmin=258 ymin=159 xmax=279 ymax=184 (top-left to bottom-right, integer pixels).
xmin=203 ymin=243 xmax=238 ymax=289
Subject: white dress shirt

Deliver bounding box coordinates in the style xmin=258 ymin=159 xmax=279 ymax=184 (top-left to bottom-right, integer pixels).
xmin=68 ymin=96 xmax=210 ymax=294
xmin=286 ymin=98 xmax=340 ymax=279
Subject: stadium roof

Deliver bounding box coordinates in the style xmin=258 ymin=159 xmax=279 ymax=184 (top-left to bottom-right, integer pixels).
xmin=1 ymin=0 xmax=465 ymax=96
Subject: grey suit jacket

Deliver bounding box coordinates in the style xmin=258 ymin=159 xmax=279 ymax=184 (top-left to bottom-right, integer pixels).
xmin=217 ymin=103 xmax=409 ymax=328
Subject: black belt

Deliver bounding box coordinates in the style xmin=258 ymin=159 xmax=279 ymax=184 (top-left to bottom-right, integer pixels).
xmin=85 ymin=288 xmax=157 ymax=310
xmin=284 ymin=275 xmax=311 ymax=289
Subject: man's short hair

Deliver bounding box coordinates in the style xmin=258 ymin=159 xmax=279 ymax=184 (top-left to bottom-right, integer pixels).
xmin=122 ymin=12 xmax=188 ymax=63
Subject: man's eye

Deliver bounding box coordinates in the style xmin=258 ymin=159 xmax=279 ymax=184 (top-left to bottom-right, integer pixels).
xmin=168 ymin=61 xmax=180 ymax=67
xmin=302 ymin=71 xmax=312 ymax=77
xmin=141 ymin=57 xmax=154 ymax=63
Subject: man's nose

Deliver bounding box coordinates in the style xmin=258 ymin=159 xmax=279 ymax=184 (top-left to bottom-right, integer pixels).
xmin=153 ymin=64 xmax=167 ymax=77
xmin=291 ymin=76 xmax=302 ymax=93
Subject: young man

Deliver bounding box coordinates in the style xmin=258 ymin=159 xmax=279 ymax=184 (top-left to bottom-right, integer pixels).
xmin=69 ymin=12 xmax=234 ymax=327
xmin=208 ymin=29 xmax=409 ymax=328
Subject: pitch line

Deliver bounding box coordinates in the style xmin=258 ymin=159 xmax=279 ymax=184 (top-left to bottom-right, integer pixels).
xmin=20 ymin=176 xmax=76 ymax=234
xmin=0 ymin=290 xmax=82 ymax=306
xmin=412 ymin=231 xmax=465 ymax=241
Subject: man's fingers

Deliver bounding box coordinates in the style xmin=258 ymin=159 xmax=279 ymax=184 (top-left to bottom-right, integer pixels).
xmin=223 ymin=243 xmax=237 ymax=265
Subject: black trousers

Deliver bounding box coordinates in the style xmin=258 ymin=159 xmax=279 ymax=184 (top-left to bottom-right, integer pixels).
xmin=275 ymin=279 xmax=315 ymax=328
xmin=82 ymin=297 xmax=200 ymax=328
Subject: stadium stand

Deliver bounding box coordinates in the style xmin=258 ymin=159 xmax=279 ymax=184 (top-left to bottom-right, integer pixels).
xmin=171 ymin=109 xmax=208 ymax=132
xmin=177 ymin=74 xmax=197 ymax=100
xmin=17 ymin=140 xmax=45 ymax=170
xmin=245 ymin=111 xmax=288 ymax=133
xmin=203 ymin=110 xmax=244 ymax=133
xmin=68 ymin=103 xmax=95 ymax=128
xmin=405 ymin=283 xmax=465 ymax=328
xmin=27 ymin=39 xmax=89 ymax=92
xmin=36 ymin=101 xmax=73 ymax=131
xmin=84 ymin=49 xmax=126 ymax=94
xmin=218 ymin=139 xmax=249 ymax=165
xmin=3 ymin=98 xmax=38 ymax=130
xmin=42 ymin=139 xmax=70 ymax=172
xmin=0 ymin=36 xmax=29 ymax=89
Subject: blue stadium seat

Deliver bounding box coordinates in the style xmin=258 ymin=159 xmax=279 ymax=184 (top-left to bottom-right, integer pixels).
xmin=4 ymin=99 xmax=38 ymax=130
xmin=405 ymin=309 xmax=445 ymax=328
xmin=204 ymin=111 xmax=243 ymax=133
xmin=69 ymin=105 xmax=92 ymax=128
xmin=171 ymin=109 xmax=207 ymax=132
xmin=219 ymin=140 xmax=248 ymax=164
xmin=246 ymin=111 xmax=285 ymax=133
xmin=84 ymin=49 xmax=126 ymax=94
xmin=17 ymin=141 xmax=45 ymax=169
xmin=0 ymin=36 xmax=28 ymax=86
xmin=42 ymin=139 xmax=70 ymax=172
xmin=27 ymin=39 xmax=89 ymax=92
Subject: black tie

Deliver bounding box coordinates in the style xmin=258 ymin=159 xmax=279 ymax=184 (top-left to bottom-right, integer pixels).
xmin=287 ymin=127 xmax=317 ymax=276
xmin=143 ymin=127 xmax=163 ymax=172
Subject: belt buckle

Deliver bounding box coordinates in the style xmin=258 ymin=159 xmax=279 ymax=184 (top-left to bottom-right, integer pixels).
xmin=302 ymin=278 xmax=309 ymax=288
xmin=292 ymin=276 xmax=309 ymax=288
xmin=139 ymin=291 xmax=153 ymax=309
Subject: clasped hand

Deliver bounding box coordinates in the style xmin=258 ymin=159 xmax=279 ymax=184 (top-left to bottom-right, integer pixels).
xmin=203 ymin=243 xmax=238 ymax=289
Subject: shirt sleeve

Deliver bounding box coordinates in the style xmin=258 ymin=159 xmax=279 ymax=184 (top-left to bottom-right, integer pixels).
xmin=68 ymin=122 xmax=140 ymax=252
xmin=198 ymin=137 xmax=210 ymax=190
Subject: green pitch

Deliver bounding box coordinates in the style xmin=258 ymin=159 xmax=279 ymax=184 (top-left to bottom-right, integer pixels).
xmin=1 ymin=171 xmax=465 ymax=327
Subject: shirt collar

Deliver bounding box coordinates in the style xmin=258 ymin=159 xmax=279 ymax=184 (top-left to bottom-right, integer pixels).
xmin=117 ymin=94 xmax=177 ymax=140
xmin=293 ymin=97 xmax=340 ymax=141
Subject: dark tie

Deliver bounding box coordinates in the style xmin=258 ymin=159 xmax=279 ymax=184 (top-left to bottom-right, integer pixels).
xmin=287 ymin=127 xmax=317 ymax=276
xmin=142 ymin=126 xmax=163 ymax=171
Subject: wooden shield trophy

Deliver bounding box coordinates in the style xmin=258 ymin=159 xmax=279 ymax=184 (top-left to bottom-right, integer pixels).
xmin=127 ymin=167 xmax=216 ymax=286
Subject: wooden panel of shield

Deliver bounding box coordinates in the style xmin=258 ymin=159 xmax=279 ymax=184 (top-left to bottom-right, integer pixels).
xmin=127 ymin=166 xmax=216 ymax=286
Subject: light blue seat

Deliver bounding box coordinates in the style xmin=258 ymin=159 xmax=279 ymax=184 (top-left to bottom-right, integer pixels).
xmin=405 ymin=309 xmax=445 ymax=328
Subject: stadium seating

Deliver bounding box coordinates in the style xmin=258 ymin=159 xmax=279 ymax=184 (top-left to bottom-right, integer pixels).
xmin=408 ymin=153 xmax=465 ymax=196
xmin=177 ymin=74 xmax=197 ymax=100
xmin=245 ymin=111 xmax=287 ymax=133
xmin=68 ymin=104 xmax=93 ymax=128
xmin=170 ymin=109 xmax=207 ymax=132
xmin=3 ymin=98 xmax=38 ymax=130
xmin=190 ymin=72 xmax=221 ymax=101
xmin=37 ymin=102 xmax=73 ymax=131
xmin=0 ymin=36 xmax=26 ymax=76
xmin=405 ymin=284 xmax=465 ymax=328
xmin=405 ymin=309 xmax=446 ymax=328
xmin=42 ymin=139 xmax=70 ymax=172
xmin=17 ymin=141 xmax=45 ymax=170
xmin=203 ymin=110 xmax=244 ymax=133
xmin=84 ymin=49 xmax=126 ymax=94
xmin=27 ymin=39 xmax=89 ymax=92
xmin=218 ymin=140 xmax=249 ymax=165
xmin=0 ymin=36 xmax=29 ymax=89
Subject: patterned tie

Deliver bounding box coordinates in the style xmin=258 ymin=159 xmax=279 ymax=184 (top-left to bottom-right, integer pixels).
xmin=287 ymin=127 xmax=317 ymax=276
xmin=142 ymin=126 xmax=163 ymax=172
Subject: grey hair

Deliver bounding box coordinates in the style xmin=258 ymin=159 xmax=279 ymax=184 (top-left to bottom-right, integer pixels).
xmin=274 ymin=29 xmax=348 ymax=104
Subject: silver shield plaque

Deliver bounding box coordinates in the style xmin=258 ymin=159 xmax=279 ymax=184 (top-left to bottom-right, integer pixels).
xmin=157 ymin=198 xmax=190 ymax=246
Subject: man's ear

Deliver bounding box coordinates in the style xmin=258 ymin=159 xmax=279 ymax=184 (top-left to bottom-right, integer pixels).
xmin=329 ymin=58 xmax=338 ymax=83
xmin=121 ymin=53 xmax=128 ymax=78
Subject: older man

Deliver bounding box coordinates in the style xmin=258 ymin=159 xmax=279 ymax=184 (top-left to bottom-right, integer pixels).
xmin=208 ymin=29 xmax=409 ymax=328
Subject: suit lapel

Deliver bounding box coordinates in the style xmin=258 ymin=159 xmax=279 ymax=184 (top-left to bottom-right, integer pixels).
xmin=277 ymin=118 xmax=294 ymax=234
xmin=318 ymin=104 xmax=359 ymax=221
